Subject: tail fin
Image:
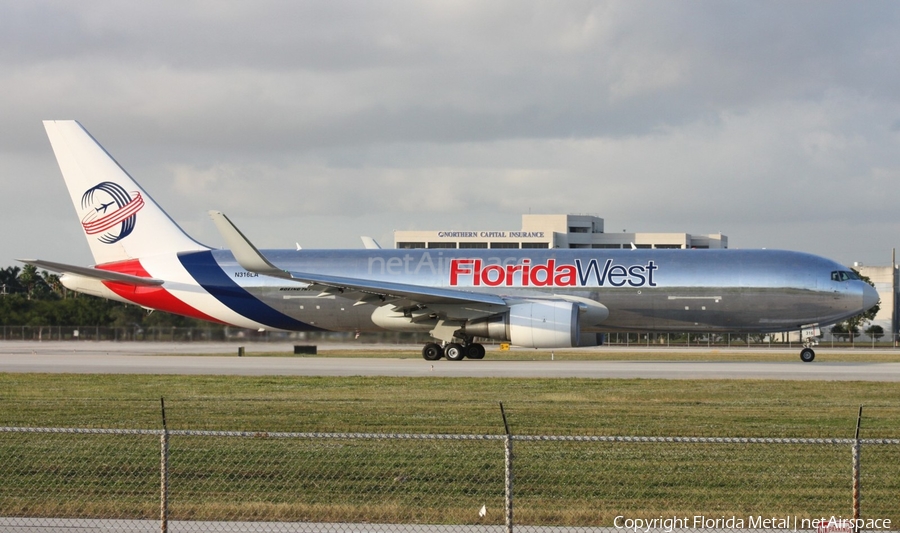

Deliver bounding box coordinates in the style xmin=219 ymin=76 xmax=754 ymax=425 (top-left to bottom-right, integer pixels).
xmin=43 ymin=120 xmax=207 ymax=265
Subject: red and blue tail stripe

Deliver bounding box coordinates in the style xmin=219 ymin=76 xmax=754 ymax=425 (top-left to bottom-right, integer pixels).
xmin=178 ymin=251 xmax=322 ymax=331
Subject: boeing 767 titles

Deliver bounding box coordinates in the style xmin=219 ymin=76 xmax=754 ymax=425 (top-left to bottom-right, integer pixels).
xmin=21 ymin=121 xmax=879 ymax=362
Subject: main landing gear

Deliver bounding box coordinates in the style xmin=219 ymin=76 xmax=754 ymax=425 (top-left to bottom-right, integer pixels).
xmin=421 ymin=342 xmax=486 ymax=361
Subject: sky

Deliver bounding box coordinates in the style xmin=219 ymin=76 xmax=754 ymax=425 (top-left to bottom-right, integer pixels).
xmin=2 ymin=1 xmax=900 ymax=269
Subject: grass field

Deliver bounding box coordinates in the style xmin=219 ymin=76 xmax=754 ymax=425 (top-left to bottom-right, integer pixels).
xmin=2 ymin=373 xmax=899 ymax=525
xmin=2 ymin=373 xmax=899 ymax=436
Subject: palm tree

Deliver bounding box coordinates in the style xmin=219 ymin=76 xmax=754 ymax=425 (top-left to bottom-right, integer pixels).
xmin=17 ymin=264 xmax=39 ymax=300
xmin=42 ymin=271 xmax=66 ymax=299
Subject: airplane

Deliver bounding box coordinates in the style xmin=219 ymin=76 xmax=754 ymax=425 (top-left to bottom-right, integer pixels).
xmin=21 ymin=120 xmax=879 ymax=363
xmin=95 ymin=201 xmax=115 ymax=214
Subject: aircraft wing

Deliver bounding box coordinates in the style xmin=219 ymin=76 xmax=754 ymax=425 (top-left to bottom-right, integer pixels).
xmin=279 ymin=269 xmax=507 ymax=307
xmin=17 ymin=259 xmax=164 ymax=286
xmin=208 ymin=211 xmax=507 ymax=309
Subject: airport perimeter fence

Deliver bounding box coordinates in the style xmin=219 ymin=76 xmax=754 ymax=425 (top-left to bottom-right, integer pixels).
xmin=0 ymin=325 xmax=432 ymax=345
xmin=2 ymin=426 xmax=899 ymax=532
xmin=3 ymin=325 xmax=900 ymax=349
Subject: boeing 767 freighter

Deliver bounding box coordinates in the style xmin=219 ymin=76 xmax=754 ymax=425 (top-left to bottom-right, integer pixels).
xmin=21 ymin=121 xmax=879 ymax=362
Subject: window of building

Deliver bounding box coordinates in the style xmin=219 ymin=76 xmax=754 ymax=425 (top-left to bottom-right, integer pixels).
xmin=569 ymin=244 xmax=591 ymax=249
xmin=397 ymin=242 xmax=426 ymax=249
xmin=521 ymin=242 xmax=549 ymax=249
xmin=568 ymin=227 xmax=590 ymax=233
xmin=654 ymin=244 xmax=683 ymax=249
xmin=490 ymin=242 xmax=519 ymax=249
xmin=427 ymin=242 xmax=456 ymax=249
xmin=635 ymin=244 xmax=652 ymax=249
xmin=458 ymin=242 xmax=488 ymax=249
xmin=592 ymin=244 xmax=622 ymax=249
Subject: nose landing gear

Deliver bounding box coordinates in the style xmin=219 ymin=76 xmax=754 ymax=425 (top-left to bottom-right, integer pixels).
xmin=799 ymin=325 xmax=820 ymax=362
xmin=799 ymin=347 xmax=815 ymax=363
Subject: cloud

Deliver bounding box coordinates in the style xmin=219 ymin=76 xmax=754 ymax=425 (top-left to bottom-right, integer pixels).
xmin=1 ymin=1 xmax=900 ymax=266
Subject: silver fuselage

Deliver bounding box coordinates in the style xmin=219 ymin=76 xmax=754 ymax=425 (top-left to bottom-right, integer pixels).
xmin=200 ymin=248 xmax=874 ymax=333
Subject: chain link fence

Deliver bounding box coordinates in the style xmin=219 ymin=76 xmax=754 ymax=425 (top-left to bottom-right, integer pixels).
xmin=2 ymin=427 xmax=898 ymax=532
xmin=4 ymin=325 xmax=900 ymax=349
xmin=0 ymin=326 xmax=432 ymax=344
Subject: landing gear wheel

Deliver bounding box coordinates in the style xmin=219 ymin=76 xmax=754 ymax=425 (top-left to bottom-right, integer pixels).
xmin=445 ymin=343 xmax=466 ymax=361
xmin=800 ymin=347 xmax=815 ymax=363
xmin=422 ymin=343 xmax=444 ymax=361
xmin=466 ymin=343 xmax=486 ymax=360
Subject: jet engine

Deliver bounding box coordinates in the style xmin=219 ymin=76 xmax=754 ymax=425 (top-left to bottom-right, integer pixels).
xmin=464 ymin=301 xmax=580 ymax=348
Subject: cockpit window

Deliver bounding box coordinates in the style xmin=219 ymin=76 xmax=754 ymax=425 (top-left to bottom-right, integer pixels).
xmin=831 ymin=271 xmax=860 ymax=282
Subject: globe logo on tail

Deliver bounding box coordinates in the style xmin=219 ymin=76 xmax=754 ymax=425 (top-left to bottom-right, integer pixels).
xmin=81 ymin=181 xmax=144 ymax=244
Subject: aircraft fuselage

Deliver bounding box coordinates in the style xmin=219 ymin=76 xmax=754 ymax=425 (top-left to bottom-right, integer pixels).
xmin=66 ymin=247 xmax=873 ymax=335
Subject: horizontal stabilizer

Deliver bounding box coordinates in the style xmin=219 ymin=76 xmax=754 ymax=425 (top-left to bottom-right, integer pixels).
xmin=17 ymin=259 xmax=164 ymax=286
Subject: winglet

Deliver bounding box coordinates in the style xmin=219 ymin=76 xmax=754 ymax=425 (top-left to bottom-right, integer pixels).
xmin=360 ymin=236 xmax=382 ymax=249
xmin=208 ymin=211 xmax=291 ymax=279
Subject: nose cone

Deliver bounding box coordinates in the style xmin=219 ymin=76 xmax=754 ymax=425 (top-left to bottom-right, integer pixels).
xmin=862 ymin=283 xmax=880 ymax=312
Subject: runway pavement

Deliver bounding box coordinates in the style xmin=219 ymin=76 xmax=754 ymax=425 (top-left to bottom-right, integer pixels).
xmin=1 ymin=341 xmax=899 ymax=381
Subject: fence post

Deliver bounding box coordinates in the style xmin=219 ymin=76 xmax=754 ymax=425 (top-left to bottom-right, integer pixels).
xmin=852 ymin=406 xmax=862 ymax=533
xmin=160 ymin=398 xmax=169 ymax=533
xmin=500 ymin=402 xmax=513 ymax=533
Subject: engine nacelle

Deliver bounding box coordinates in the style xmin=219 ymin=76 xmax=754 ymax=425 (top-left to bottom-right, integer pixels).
xmin=465 ymin=301 xmax=580 ymax=348
xmin=371 ymin=305 xmax=435 ymax=332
